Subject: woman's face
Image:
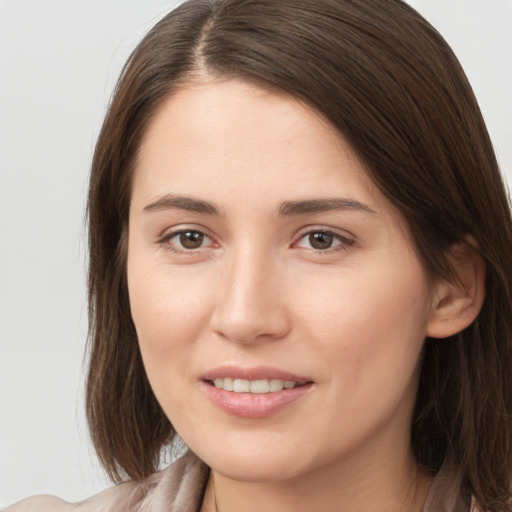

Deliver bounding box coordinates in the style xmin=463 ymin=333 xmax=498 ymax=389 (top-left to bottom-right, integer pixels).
xmin=127 ymin=79 xmax=437 ymax=482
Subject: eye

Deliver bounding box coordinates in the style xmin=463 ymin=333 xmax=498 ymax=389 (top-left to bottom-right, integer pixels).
xmin=176 ymin=230 xmax=206 ymax=249
xmin=159 ymin=229 xmax=214 ymax=252
xmin=295 ymin=229 xmax=353 ymax=251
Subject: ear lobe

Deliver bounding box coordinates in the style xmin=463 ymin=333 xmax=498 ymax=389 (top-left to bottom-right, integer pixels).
xmin=426 ymin=240 xmax=486 ymax=339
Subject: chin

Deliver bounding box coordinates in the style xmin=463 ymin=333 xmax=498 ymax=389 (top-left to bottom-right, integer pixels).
xmin=187 ymin=433 xmax=320 ymax=483
xmin=208 ymin=454 xmax=307 ymax=483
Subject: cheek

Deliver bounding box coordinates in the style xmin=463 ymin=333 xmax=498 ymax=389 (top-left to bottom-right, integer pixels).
xmin=295 ymin=253 xmax=431 ymax=388
xmin=288 ymin=264 xmax=430 ymax=453
xmin=127 ymin=264 xmax=212 ymax=433
xmin=127 ymin=248 xmax=214 ymax=370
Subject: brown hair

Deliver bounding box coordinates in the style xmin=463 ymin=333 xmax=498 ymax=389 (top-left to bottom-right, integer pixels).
xmin=86 ymin=1 xmax=512 ymax=509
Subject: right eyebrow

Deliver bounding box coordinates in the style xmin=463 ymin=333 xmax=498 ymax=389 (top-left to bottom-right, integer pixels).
xmin=142 ymin=194 xmax=219 ymax=215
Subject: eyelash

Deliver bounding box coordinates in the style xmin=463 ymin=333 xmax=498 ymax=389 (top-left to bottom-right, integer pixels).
xmin=293 ymin=229 xmax=354 ymax=253
xmin=158 ymin=229 xmax=216 ymax=254
xmin=157 ymin=227 xmax=354 ymax=255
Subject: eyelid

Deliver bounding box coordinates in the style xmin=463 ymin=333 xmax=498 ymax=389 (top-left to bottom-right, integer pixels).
xmin=292 ymin=226 xmax=356 ymax=251
xmin=157 ymin=225 xmax=219 ymax=253
xmin=155 ymin=224 xmax=355 ymax=254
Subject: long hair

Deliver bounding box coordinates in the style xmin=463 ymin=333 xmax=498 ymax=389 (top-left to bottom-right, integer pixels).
xmin=86 ymin=1 xmax=512 ymax=509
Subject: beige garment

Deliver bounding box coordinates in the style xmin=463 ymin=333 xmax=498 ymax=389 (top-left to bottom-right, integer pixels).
xmin=3 ymin=451 xmax=470 ymax=512
xmin=3 ymin=451 xmax=208 ymax=512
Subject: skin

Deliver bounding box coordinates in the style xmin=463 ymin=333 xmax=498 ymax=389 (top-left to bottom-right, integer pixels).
xmin=127 ymin=78 xmax=451 ymax=511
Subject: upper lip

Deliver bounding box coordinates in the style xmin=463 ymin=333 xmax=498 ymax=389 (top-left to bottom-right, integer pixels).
xmin=201 ymin=365 xmax=312 ymax=384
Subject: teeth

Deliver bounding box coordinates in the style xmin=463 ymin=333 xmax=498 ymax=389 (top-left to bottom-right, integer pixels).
xmin=223 ymin=377 xmax=234 ymax=391
xmin=212 ymin=378 xmax=299 ymax=393
xmin=233 ymin=379 xmax=250 ymax=392
xmin=250 ymin=379 xmax=269 ymax=393
xmin=270 ymin=379 xmax=284 ymax=392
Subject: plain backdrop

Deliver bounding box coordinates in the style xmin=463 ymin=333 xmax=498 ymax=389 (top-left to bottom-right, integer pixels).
xmin=1 ymin=0 xmax=511 ymax=506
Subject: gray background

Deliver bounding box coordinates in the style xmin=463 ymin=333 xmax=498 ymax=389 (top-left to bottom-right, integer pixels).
xmin=1 ymin=0 xmax=511 ymax=506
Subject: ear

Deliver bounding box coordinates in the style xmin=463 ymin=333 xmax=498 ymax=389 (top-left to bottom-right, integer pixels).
xmin=426 ymin=239 xmax=486 ymax=339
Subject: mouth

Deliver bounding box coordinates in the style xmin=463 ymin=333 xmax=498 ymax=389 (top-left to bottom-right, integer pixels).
xmin=208 ymin=377 xmax=309 ymax=393
xmin=201 ymin=367 xmax=313 ymax=418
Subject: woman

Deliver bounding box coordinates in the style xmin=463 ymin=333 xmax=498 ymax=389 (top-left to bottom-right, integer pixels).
xmin=6 ymin=0 xmax=512 ymax=510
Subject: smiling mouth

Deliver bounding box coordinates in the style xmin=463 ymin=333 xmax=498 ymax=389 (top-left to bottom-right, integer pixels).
xmin=203 ymin=374 xmax=313 ymax=417
xmin=209 ymin=378 xmax=309 ymax=393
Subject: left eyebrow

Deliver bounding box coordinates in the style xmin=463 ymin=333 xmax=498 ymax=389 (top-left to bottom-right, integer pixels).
xmin=279 ymin=198 xmax=377 ymax=216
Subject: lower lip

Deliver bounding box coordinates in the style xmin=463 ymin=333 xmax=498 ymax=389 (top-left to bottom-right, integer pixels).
xmin=202 ymin=381 xmax=312 ymax=418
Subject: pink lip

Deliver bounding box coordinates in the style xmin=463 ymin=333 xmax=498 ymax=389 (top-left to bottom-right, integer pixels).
xmin=200 ymin=365 xmax=313 ymax=419
xmin=201 ymin=365 xmax=311 ymax=383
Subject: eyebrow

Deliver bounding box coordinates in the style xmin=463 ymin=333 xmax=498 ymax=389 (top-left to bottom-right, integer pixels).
xmin=143 ymin=194 xmax=219 ymax=215
xmin=279 ymin=198 xmax=376 ymax=216
xmin=142 ymin=194 xmax=376 ymax=217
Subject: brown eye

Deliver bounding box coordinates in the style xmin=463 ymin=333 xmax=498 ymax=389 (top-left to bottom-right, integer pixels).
xmin=308 ymin=232 xmax=334 ymax=250
xmin=179 ymin=231 xmax=205 ymax=249
xmin=295 ymin=229 xmax=353 ymax=253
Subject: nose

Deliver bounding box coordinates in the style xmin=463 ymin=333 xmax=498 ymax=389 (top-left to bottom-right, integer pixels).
xmin=210 ymin=248 xmax=291 ymax=344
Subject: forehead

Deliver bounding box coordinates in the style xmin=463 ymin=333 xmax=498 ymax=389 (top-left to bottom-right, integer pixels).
xmin=137 ymin=78 xmax=347 ymax=163
xmin=132 ymin=78 xmax=397 ymax=221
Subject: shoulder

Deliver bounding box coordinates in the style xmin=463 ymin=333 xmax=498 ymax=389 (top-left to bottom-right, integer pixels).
xmin=2 ymin=451 xmax=209 ymax=512
xmin=2 ymin=495 xmax=72 ymax=512
xmin=2 ymin=480 xmax=140 ymax=512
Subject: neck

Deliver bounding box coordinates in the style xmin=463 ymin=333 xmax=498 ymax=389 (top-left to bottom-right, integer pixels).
xmin=202 ymin=450 xmax=433 ymax=512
